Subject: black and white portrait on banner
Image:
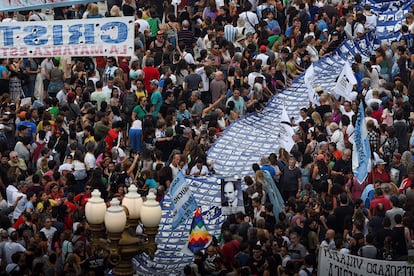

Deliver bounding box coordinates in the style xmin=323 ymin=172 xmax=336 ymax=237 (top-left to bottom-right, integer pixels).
xmin=221 ymin=179 xmax=244 ymax=215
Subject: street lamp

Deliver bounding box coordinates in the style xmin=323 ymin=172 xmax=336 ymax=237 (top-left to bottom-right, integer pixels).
xmin=85 ymin=185 xmax=162 ymax=276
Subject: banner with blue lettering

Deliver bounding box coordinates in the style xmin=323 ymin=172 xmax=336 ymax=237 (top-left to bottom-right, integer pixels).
xmin=0 ymin=17 xmax=134 ymax=57
xmin=0 ymin=0 xmax=99 ymax=12
xmin=168 ymin=171 xmax=197 ymax=229
xmin=352 ymin=102 xmax=371 ymax=184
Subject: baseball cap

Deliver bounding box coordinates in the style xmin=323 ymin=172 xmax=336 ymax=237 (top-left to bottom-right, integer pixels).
xmin=150 ymin=79 xmax=159 ymax=86
xmin=331 ymin=30 xmax=339 ymax=36
xmin=259 ymin=45 xmax=267 ymax=53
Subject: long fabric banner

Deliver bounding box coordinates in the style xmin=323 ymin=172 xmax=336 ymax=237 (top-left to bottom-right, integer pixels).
xmin=352 ymin=102 xmax=371 ymax=184
xmin=168 ymin=170 xmax=197 ymax=229
xmin=0 ymin=1 xmax=100 ymax=12
xmin=0 ymin=17 xmax=134 ymax=57
xmin=318 ymin=247 xmax=414 ymax=276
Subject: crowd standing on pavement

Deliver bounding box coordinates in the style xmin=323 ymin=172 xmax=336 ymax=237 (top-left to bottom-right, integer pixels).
xmin=0 ymin=0 xmax=414 ymax=275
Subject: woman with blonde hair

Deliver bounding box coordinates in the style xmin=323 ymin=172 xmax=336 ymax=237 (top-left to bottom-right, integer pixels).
xmin=83 ymin=3 xmax=103 ymax=19
xmin=404 ymin=13 xmax=414 ymax=34
xmin=311 ymin=111 xmax=322 ymax=126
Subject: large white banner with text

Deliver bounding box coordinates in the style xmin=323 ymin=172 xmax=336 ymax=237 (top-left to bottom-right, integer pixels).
xmin=318 ymin=247 xmax=414 ymax=276
xmin=0 ymin=17 xmax=134 ymax=57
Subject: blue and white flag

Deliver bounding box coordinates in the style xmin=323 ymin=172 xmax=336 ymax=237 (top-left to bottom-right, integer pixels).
xmin=352 ymin=102 xmax=371 ymax=184
xmin=168 ymin=171 xmax=197 ymax=229
xmin=262 ymin=170 xmax=285 ymax=218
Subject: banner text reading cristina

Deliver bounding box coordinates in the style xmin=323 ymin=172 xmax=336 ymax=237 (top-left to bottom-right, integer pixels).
xmin=0 ymin=17 xmax=134 ymax=57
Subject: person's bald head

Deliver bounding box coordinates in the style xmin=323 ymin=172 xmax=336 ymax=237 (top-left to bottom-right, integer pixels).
xmin=215 ymin=71 xmax=224 ymax=80
xmin=326 ymin=229 xmax=335 ymax=240
xmin=182 ymin=20 xmax=190 ymax=28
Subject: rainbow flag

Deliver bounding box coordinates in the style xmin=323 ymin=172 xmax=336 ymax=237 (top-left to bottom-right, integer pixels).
xmin=188 ymin=207 xmax=211 ymax=253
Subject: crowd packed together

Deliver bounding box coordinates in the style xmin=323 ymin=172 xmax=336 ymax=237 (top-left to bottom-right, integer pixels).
xmin=0 ymin=0 xmax=413 ymax=275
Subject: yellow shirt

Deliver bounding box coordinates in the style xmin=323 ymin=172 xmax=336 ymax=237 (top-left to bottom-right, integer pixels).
xmin=36 ymin=199 xmax=57 ymax=212
xmin=135 ymin=90 xmax=147 ymax=100
xmin=84 ymin=136 xmax=96 ymax=145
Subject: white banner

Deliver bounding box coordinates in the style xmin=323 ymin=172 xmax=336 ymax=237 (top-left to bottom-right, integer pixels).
xmin=0 ymin=1 xmax=99 ymax=12
xmin=279 ymin=106 xmax=295 ymax=152
xmin=0 ymin=17 xmax=134 ymax=57
xmin=304 ymin=64 xmax=320 ymax=105
xmin=333 ymin=61 xmax=357 ymax=100
xmin=318 ymin=248 xmax=414 ymax=276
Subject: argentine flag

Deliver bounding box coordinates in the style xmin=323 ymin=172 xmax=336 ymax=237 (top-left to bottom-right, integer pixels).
xmin=352 ymin=102 xmax=371 ymax=184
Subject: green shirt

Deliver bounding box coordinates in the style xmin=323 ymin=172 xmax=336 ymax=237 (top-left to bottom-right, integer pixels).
xmin=132 ymin=105 xmax=148 ymax=120
xmin=151 ymin=90 xmax=162 ymax=117
xmin=49 ymin=106 xmax=59 ymax=119
xmin=147 ymin=17 xmax=161 ymax=37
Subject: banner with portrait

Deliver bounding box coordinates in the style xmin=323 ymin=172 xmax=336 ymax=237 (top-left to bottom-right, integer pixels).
xmin=221 ymin=179 xmax=244 ymax=215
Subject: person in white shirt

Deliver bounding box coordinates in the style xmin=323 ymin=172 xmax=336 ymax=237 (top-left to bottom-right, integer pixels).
xmin=12 ymin=182 xmax=28 ymax=222
xmin=84 ymin=142 xmax=97 ymax=171
xmin=239 ymin=2 xmax=259 ymax=34
xmin=169 ymin=153 xmax=181 ymax=179
xmin=40 ymin=216 xmax=57 ymax=251
xmin=135 ymin=10 xmax=150 ymax=34
xmin=339 ymin=101 xmax=355 ymax=121
xmin=6 ymin=181 xmax=18 ymax=208
xmin=363 ymin=4 xmax=377 ymax=31
xmin=189 ymin=159 xmax=209 ymax=176
xmin=56 ymin=82 xmax=70 ymax=106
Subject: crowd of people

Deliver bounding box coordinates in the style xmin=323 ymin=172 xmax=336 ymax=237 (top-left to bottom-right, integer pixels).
xmin=0 ymin=0 xmax=413 ymax=275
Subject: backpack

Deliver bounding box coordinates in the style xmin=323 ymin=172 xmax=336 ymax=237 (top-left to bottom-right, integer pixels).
xmin=123 ymin=92 xmax=136 ymax=115
xmin=33 ymin=141 xmax=47 ymax=166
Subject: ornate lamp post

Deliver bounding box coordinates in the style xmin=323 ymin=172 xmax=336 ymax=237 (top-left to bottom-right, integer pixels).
xmin=85 ymin=185 xmax=162 ymax=276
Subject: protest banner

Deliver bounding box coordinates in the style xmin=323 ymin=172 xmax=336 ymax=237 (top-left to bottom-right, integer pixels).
xmin=352 ymin=102 xmax=371 ymax=184
xmin=221 ymin=179 xmax=244 ymax=215
xmin=279 ymin=106 xmax=295 ymax=152
xmin=333 ymin=61 xmax=357 ymax=100
xmin=0 ymin=17 xmax=134 ymax=57
xmin=0 ymin=0 xmax=99 ymax=12
xmin=318 ymin=247 xmax=414 ymax=276
xmin=168 ymin=171 xmax=197 ymax=229
xmin=304 ymin=64 xmax=320 ymax=105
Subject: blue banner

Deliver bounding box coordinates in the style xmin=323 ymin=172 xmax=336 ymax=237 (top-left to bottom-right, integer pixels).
xmin=168 ymin=171 xmax=197 ymax=229
xmin=352 ymin=102 xmax=371 ymax=184
xmin=262 ymin=170 xmax=285 ymax=219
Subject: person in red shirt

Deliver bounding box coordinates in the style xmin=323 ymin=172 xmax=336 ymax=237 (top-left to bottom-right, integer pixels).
xmin=370 ymin=188 xmax=391 ymax=214
xmin=220 ymin=230 xmax=240 ymax=270
xmin=142 ymin=57 xmax=160 ymax=93
xmin=104 ymin=121 xmax=124 ymax=149
xmin=399 ymin=167 xmax=414 ymax=192
xmin=371 ymin=102 xmax=383 ymax=124
xmin=368 ymin=159 xmax=390 ymax=184
xmin=74 ymin=185 xmax=93 ymax=207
